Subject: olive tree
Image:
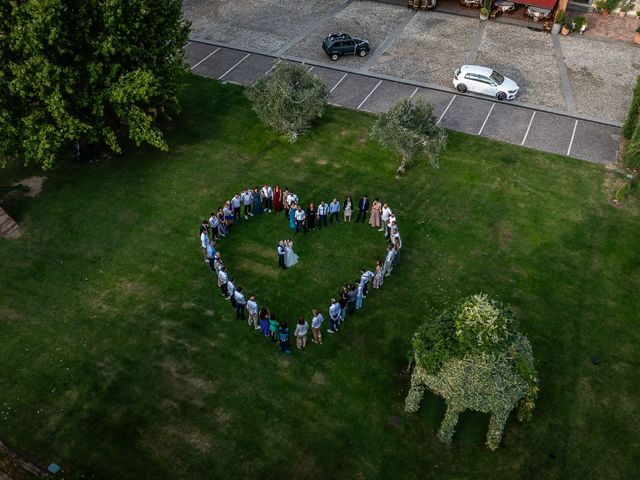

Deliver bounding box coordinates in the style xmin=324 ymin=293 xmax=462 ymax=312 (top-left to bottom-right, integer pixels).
xmin=244 ymin=62 xmax=327 ymax=142
xmin=370 ymin=97 xmax=447 ymax=176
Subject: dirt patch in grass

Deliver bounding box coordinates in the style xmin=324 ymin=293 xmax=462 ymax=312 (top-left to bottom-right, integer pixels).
xmin=215 ymin=407 xmax=232 ymax=425
xmin=166 ymin=426 xmax=212 ymax=453
xmin=0 ymin=306 xmax=21 ymax=323
xmin=312 ymin=371 xmax=325 ymax=385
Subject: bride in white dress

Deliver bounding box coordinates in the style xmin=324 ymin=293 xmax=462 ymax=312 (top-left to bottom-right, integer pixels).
xmin=284 ymin=238 xmax=299 ymax=268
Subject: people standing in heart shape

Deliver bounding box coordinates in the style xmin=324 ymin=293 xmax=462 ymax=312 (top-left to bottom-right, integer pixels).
xmin=200 ymin=186 xmax=405 ymax=354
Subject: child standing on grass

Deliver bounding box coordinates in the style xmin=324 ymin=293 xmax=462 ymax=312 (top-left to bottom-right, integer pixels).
xmin=294 ymin=317 xmax=309 ymax=350
xmin=311 ymin=309 xmax=323 ymax=344
xmin=278 ymin=321 xmax=291 ymax=354
xmin=373 ymin=260 xmax=384 ymax=289
xmin=269 ymin=314 xmax=279 ymax=343
xmin=259 ymin=307 xmax=271 ymax=337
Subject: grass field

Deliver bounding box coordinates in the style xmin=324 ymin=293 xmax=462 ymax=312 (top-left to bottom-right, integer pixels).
xmin=0 ymin=74 xmax=639 ymax=479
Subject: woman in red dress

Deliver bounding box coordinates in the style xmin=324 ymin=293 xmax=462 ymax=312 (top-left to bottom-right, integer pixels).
xmin=273 ymin=184 xmax=283 ymax=212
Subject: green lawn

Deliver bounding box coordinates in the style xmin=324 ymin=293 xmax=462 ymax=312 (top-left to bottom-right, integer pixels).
xmin=0 ymin=74 xmax=639 ymax=479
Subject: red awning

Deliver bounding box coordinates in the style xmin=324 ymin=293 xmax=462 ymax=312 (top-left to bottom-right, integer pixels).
xmin=521 ymin=0 xmax=557 ymax=9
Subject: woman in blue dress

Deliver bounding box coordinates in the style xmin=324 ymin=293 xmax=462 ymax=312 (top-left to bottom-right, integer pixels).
xmin=252 ymin=188 xmax=263 ymax=215
xmin=289 ymin=204 xmax=296 ymax=230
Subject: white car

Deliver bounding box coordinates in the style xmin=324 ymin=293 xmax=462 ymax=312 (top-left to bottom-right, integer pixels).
xmin=453 ymin=65 xmax=519 ymax=101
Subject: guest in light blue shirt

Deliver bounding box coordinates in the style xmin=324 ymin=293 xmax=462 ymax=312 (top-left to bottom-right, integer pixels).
xmin=329 ymin=198 xmax=340 ymax=224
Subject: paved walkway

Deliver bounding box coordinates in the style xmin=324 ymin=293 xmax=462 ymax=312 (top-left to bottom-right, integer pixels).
xmin=185 ymin=40 xmax=620 ymax=165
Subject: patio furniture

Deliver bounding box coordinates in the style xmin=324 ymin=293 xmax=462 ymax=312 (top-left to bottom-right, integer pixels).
xmin=461 ymin=0 xmax=482 ymax=7
xmin=525 ymin=5 xmax=552 ymax=20
xmin=495 ymin=0 xmax=516 ymax=11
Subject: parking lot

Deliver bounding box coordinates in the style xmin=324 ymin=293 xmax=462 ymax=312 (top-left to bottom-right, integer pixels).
xmin=186 ymin=41 xmax=621 ymax=165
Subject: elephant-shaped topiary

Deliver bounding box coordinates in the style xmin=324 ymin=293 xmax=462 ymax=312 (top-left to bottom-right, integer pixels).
xmin=405 ymin=294 xmax=538 ymax=450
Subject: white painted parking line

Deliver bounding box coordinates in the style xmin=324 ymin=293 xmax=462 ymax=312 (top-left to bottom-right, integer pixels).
xmin=329 ymin=73 xmax=348 ymax=94
xmin=185 ymin=41 xmax=191 ymax=47
xmin=264 ymin=61 xmax=280 ymax=76
xmin=219 ymin=53 xmax=251 ymax=80
xmin=478 ymin=103 xmax=495 ymax=136
xmin=521 ymin=111 xmax=536 ymax=146
xmin=437 ymin=96 xmax=456 ymax=126
xmin=410 ymin=87 xmax=419 ymax=99
xmin=567 ymin=119 xmax=578 ymax=156
xmin=357 ymin=80 xmax=383 ymax=110
xmin=308 ymin=66 xmax=314 ymax=73
xmin=190 ymin=47 xmax=220 ymax=70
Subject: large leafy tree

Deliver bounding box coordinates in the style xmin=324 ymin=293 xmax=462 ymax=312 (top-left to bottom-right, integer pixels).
xmin=0 ymin=0 xmax=190 ymax=169
xmin=370 ymin=97 xmax=447 ymax=176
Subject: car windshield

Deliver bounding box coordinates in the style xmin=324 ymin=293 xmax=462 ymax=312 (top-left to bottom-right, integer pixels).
xmin=490 ymin=70 xmax=504 ymax=85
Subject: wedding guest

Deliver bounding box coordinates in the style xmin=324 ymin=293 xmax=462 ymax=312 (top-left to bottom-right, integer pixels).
xmin=200 ymin=227 xmax=210 ymax=263
xmin=209 ymin=211 xmax=219 ymax=241
xmin=360 ymin=268 xmax=374 ymax=298
xmin=266 ymin=184 xmax=274 ymax=212
xmin=343 ymin=195 xmax=353 ymax=222
xmin=373 ymin=260 xmax=384 ymax=289
xmin=213 ymin=252 xmax=224 ymax=275
xmin=223 ymin=201 xmax=234 ymax=226
xmin=327 ymin=298 xmax=341 ymax=334
xmin=260 ymin=184 xmax=269 ymax=212
xmin=207 ymin=240 xmax=216 ymax=271
xmin=218 ymin=266 xmax=228 ymax=297
xmin=247 ymin=295 xmax=259 ymax=330
xmin=383 ymin=244 xmax=396 ymax=277
xmin=277 ymin=240 xmax=286 ymax=269
xmin=294 ymin=205 xmax=306 ymax=234
xmin=294 ymin=316 xmax=309 ymax=350
xmin=241 ymin=188 xmax=253 ymax=218
xmin=234 ymin=286 xmax=247 ymax=320
xmin=317 ymin=201 xmax=328 ymax=229
xmin=369 ymin=198 xmax=382 ymax=228
xmin=380 ymin=203 xmax=392 ymax=233
xmin=269 ymin=313 xmax=279 ymax=343
xmin=277 ymin=321 xmax=292 ymax=354
xmin=252 ymin=188 xmax=263 ymax=215
xmin=391 ymin=228 xmax=402 ymax=267
xmin=227 ymin=278 xmax=236 ymax=307
xmin=386 ymin=213 xmax=397 ymax=238
xmin=307 ymin=203 xmax=317 ymax=231
xmin=339 ymin=286 xmax=349 ymax=323
xmin=289 ymin=205 xmax=296 ymax=230
xmin=356 ymin=195 xmax=369 ymax=223
xmin=217 ymin=208 xmax=228 ymax=237
xmin=200 ymin=219 xmax=209 ymax=236
xmin=283 ymin=187 xmax=290 ymax=218
xmin=356 ymin=283 xmax=364 ymax=310
xmin=329 ymin=198 xmax=340 ymax=224
xmin=273 ymin=184 xmax=283 ymax=212
xmin=346 ymin=284 xmax=358 ymax=316
xmin=259 ymin=307 xmax=271 ymax=337
xmin=311 ymin=309 xmax=324 ymax=344
xmin=231 ymin=193 xmax=241 ymax=222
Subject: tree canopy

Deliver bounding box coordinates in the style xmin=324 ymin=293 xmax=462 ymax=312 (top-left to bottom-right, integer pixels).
xmin=0 ymin=0 xmax=190 ymax=169
xmin=370 ymin=96 xmax=447 ymax=176
xmin=244 ymin=62 xmax=327 ymax=142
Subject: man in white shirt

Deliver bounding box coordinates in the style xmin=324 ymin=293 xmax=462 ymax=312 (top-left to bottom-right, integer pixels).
xmin=241 ymin=189 xmax=253 ymax=218
xmin=383 ymin=245 xmax=396 ymax=277
xmin=265 ymin=185 xmax=274 ymax=212
xmin=359 ymin=269 xmax=375 ymax=298
xmin=380 ymin=203 xmax=392 ymax=232
xmin=317 ymin=201 xmax=328 ymax=229
xmin=247 ymin=296 xmax=259 ymax=329
xmin=218 ymin=267 xmax=228 ymax=297
xmin=227 ymin=278 xmax=236 ymax=305
xmin=209 ymin=211 xmax=219 ymax=240
xmin=200 ymin=229 xmax=209 ymax=263
xmin=234 ymin=287 xmax=247 ymax=320
xmin=294 ymin=206 xmax=306 ymax=234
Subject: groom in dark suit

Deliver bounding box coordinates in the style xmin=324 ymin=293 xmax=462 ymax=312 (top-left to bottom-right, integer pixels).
xmin=356 ymin=195 xmax=369 ymax=223
xmin=278 ymin=241 xmax=286 ymax=269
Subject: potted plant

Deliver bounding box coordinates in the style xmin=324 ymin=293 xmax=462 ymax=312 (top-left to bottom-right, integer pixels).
xmin=602 ymin=0 xmax=619 ymax=15
xmin=552 ymin=10 xmax=564 ymax=34
xmin=574 ymin=15 xmax=586 ymax=33
xmin=561 ymin=20 xmax=572 ymax=35
xmin=480 ymin=0 xmax=491 ymax=20
xmin=620 ymin=1 xmax=633 ymax=16
xmin=593 ymin=0 xmax=606 ymax=11
xmin=635 ymin=26 xmax=640 ymax=44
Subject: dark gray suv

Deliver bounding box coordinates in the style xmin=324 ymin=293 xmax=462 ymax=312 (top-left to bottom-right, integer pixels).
xmin=322 ymin=33 xmax=370 ymax=61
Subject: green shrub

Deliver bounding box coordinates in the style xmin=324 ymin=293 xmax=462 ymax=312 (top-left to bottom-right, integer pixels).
xmin=244 ymin=62 xmax=327 ymax=142
xmin=554 ymin=10 xmax=565 ymax=23
xmin=615 ymin=182 xmax=632 ymax=203
xmin=625 ymin=112 xmax=640 ymax=168
xmin=623 ymin=77 xmax=640 ymax=140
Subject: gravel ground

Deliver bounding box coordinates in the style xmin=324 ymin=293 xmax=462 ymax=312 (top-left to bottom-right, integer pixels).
xmin=369 ymin=12 xmax=478 ymax=88
xmin=561 ymin=36 xmax=640 ymax=124
xmin=475 ymin=23 xmax=565 ymax=110
xmin=285 ymin=1 xmax=410 ymax=65
xmin=182 ymin=0 xmax=347 ymax=53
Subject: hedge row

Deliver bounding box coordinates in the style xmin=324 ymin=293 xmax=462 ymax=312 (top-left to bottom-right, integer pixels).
xmin=623 ymin=76 xmax=640 ymax=168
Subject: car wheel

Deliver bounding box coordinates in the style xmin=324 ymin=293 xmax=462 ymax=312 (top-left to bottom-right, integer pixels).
xmin=331 ymin=53 xmax=339 ymax=61
xmin=457 ymin=84 xmax=467 ymax=93
xmin=358 ymin=49 xmax=367 ymax=57
xmin=497 ymin=91 xmax=507 ymax=101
